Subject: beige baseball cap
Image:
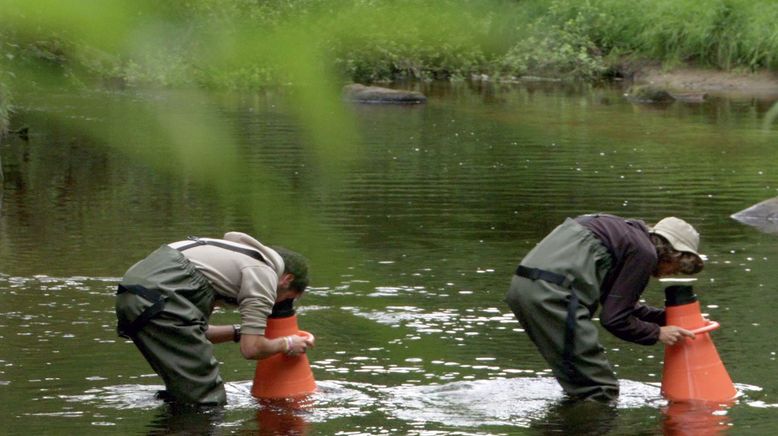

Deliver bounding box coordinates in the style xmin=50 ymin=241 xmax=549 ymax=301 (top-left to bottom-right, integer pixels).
xmin=650 ymin=217 xmax=701 ymax=257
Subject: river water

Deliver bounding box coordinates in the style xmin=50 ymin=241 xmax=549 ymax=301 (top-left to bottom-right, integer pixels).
xmin=1 ymin=82 xmax=778 ymax=434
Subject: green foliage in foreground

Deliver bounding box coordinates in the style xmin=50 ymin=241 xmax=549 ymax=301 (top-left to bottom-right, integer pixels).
xmin=0 ymin=81 xmax=8 ymax=136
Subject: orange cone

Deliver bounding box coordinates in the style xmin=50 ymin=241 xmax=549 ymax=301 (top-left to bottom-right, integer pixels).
xmin=251 ymin=300 xmax=317 ymax=399
xmin=661 ymin=285 xmax=736 ymax=402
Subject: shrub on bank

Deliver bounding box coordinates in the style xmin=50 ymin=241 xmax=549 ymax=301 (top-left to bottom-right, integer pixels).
xmin=499 ymin=0 xmax=778 ymax=79
xmin=2 ymin=0 xmax=778 ymax=91
xmin=541 ymin=0 xmax=778 ymax=72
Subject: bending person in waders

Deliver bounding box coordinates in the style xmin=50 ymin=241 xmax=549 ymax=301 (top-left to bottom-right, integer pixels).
xmin=115 ymin=232 xmax=314 ymax=406
xmin=505 ymin=214 xmax=704 ymax=401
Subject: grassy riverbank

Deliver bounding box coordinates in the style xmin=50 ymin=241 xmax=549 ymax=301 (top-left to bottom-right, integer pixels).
xmin=1 ymin=0 xmax=777 ymax=129
xmin=94 ymin=0 xmax=778 ymax=85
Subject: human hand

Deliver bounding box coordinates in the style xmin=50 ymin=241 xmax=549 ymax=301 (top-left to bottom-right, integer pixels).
xmin=659 ymin=325 xmax=695 ymax=346
xmin=284 ymin=333 xmax=315 ymax=356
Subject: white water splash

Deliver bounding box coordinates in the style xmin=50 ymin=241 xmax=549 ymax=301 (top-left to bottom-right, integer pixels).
xmin=382 ymin=377 xmax=664 ymax=428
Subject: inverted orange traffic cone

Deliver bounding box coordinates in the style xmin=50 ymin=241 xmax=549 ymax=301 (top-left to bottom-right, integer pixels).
xmin=251 ymin=299 xmax=317 ymax=399
xmin=661 ymin=285 xmax=736 ymax=402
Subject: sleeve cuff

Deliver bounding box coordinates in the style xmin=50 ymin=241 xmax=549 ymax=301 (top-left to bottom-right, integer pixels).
xmin=240 ymin=326 xmax=265 ymax=336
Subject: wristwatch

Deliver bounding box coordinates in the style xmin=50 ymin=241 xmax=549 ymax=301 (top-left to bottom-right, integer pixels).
xmin=232 ymin=324 xmax=242 ymax=342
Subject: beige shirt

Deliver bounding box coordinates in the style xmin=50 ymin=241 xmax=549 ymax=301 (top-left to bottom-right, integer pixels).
xmin=168 ymin=232 xmax=284 ymax=335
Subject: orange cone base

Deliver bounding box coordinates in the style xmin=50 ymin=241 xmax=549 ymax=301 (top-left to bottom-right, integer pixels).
xmin=251 ymin=315 xmax=317 ymax=399
xmin=661 ymin=301 xmax=736 ymax=402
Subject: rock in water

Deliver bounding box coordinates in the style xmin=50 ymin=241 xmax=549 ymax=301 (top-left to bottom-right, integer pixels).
xmin=625 ymin=85 xmax=675 ymax=104
xmin=343 ymin=84 xmax=427 ymax=104
xmin=731 ymin=197 xmax=778 ymax=234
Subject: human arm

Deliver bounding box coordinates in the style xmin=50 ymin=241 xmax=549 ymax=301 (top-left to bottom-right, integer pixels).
xmin=205 ymin=324 xmax=315 ymax=359
xmin=608 ymin=303 xmax=695 ymax=346
xmin=632 ymin=302 xmax=666 ymax=325
xmin=239 ymin=333 xmax=315 ymax=360
xmin=599 ymin=250 xmax=663 ymax=344
xmin=232 ymin=262 xmax=315 ymax=358
xmin=205 ymin=324 xmax=239 ymax=344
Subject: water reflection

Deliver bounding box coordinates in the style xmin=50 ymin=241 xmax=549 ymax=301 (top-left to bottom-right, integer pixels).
xmin=662 ymin=401 xmax=732 ymax=436
xmin=529 ymin=399 xmax=619 ymax=435
xmin=61 ymin=380 xmax=374 ymax=432
xmin=254 ymin=398 xmax=312 ymax=436
xmin=129 ymin=396 xmax=312 ymax=435
xmin=147 ymin=404 xmax=227 ymax=435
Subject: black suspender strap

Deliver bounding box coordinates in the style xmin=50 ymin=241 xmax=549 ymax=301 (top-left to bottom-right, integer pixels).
xmin=116 ymin=284 xmax=167 ymax=338
xmin=562 ymin=292 xmax=579 ymax=375
xmin=515 ymin=265 xmax=573 ymax=288
xmin=515 ymin=264 xmax=580 ymax=377
xmin=177 ymin=236 xmax=268 ymax=265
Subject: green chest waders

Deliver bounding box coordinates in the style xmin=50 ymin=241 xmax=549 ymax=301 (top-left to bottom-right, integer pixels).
xmin=117 ymin=237 xmax=270 ymax=337
xmin=515 ymin=265 xmax=586 ymax=376
xmin=115 ymin=239 xmax=269 ymax=405
xmin=505 ymin=218 xmax=617 ymax=401
xmin=116 ymin=284 xmax=167 ymax=338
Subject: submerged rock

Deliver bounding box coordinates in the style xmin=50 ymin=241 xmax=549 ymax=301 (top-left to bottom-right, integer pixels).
xmin=625 ymin=85 xmax=675 ymax=104
xmin=343 ymin=84 xmax=427 ymax=104
xmin=731 ymin=197 xmax=778 ymax=234
xmin=670 ymin=92 xmax=708 ymax=103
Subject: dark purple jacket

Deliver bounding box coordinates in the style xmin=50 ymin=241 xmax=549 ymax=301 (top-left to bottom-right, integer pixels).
xmin=576 ymin=214 xmax=665 ymax=345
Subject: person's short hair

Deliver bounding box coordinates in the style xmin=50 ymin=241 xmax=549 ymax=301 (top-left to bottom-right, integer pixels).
xmin=272 ymin=246 xmax=309 ymax=292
